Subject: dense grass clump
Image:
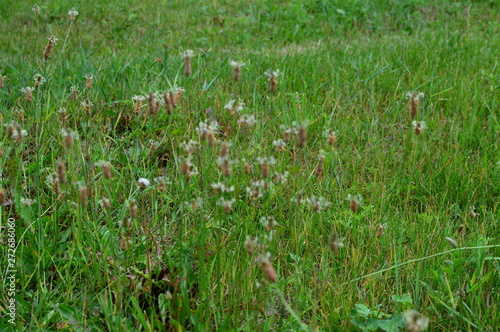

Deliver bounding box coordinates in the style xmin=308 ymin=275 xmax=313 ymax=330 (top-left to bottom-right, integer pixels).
xmin=0 ymin=0 xmax=499 ymax=331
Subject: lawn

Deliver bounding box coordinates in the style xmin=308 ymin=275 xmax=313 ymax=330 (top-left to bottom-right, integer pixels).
xmin=0 ymin=0 xmax=499 ymax=331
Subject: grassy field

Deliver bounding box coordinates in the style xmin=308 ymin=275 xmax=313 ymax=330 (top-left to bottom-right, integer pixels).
xmin=0 ymin=0 xmax=499 ymax=331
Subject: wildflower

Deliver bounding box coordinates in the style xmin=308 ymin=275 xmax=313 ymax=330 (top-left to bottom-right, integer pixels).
xmin=265 ymin=70 xmax=280 ymax=92
xmin=68 ymin=7 xmax=79 ymax=21
xmin=180 ymin=156 xmax=198 ymax=179
xmin=162 ymin=91 xmax=173 ymax=114
xmin=84 ymin=73 xmax=93 ymax=89
xmin=403 ymin=309 xmax=429 ymax=331
xmin=118 ymin=218 xmax=131 ymax=228
xmin=407 ymin=92 xmax=424 ymax=119
xmin=329 ymin=233 xmax=344 ymax=251
xmin=78 ymin=183 xmax=88 ymax=206
xmin=257 ymin=156 xmax=276 ymax=178
xmin=33 ymin=74 xmax=46 ymax=89
xmin=273 ymin=139 xmax=287 ymax=152
xmin=70 ymin=86 xmax=79 ymax=100
xmin=412 ymin=121 xmax=427 ymax=135
xmin=230 ymin=60 xmax=245 ymax=81
xmin=347 ymin=194 xmax=362 ymax=213
xmin=279 ymin=124 xmax=298 ymax=142
xmin=468 ymin=205 xmax=479 ymax=219
xmin=260 ymin=253 xmax=277 ymax=282
xmin=61 ymin=128 xmax=77 ymax=147
xmin=137 ymin=178 xmax=151 ymax=189
xmin=217 ymin=197 xmax=236 ymax=214
xmin=95 ymin=161 xmax=112 ymax=179
xmin=32 ymin=4 xmax=41 ymax=14
xmin=196 ymin=120 xmax=219 ymax=145
xmin=182 ymin=49 xmax=194 ymax=76
xmin=81 ymin=99 xmax=93 ymax=114
xmin=314 ymin=150 xmax=326 ymax=178
xmin=246 ymin=180 xmax=266 ymax=201
xmin=445 ymin=237 xmax=458 ymax=249
xmin=169 ymin=86 xmax=185 ymax=108
xmin=242 ymin=159 xmax=251 ymax=174
xmin=181 ymin=140 xmax=200 ymax=155
xmin=298 ymin=123 xmax=307 ymax=148
xmin=154 ymin=176 xmax=171 ymax=191
xmin=46 ymin=173 xmax=60 ymax=195
xmin=376 ymin=223 xmax=388 ymax=238
xmin=7 ymin=123 xmax=28 ymax=142
xmin=323 ymin=129 xmax=337 ymax=147
xmin=148 ymin=92 xmax=158 ymax=115
xmin=244 ymin=236 xmax=255 ymax=254
xmin=120 ymin=236 xmax=131 ymax=250
xmin=58 ymin=108 xmax=67 ymax=123
xmin=307 ymin=196 xmax=331 ymax=212
xmin=219 ymin=141 xmax=232 ymax=158
xmin=217 ymin=156 xmax=233 ymax=177
xmin=21 ymin=197 xmax=35 ymax=207
xmin=238 ymin=114 xmax=257 ymax=128
xmin=57 ymin=160 xmax=66 ymax=184
xmin=44 ymin=35 xmax=58 ymax=60
xmin=273 ymin=171 xmax=289 ymax=184
xmin=99 ymin=197 xmax=111 ymax=209
xmin=129 ymin=199 xmax=138 ymax=218
xmin=261 ymin=216 xmax=278 ymax=231
xmin=211 ymin=182 xmax=235 ymax=193
xmin=21 ymin=87 xmax=34 ymax=102
xmin=224 ymin=99 xmax=245 ymax=115
xmin=16 ymin=109 xmax=24 ymax=122
xmin=185 ymin=197 xmax=203 ymax=210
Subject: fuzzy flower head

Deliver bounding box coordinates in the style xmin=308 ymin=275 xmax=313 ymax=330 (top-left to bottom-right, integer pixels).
xmin=217 ymin=197 xmax=236 ymax=214
xmin=273 ymin=171 xmax=289 ymax=184
xmin=265 ymin=69 xmax=280 ymax=92
xmin=238 ymin=114 xmax=257 ymax=128
xmin=261 ymin=216 xmax=278 ymax=231
xmin=329 ymin=233 xmax=344 ymax=251
xmin=211 ymin=182 xmax=235 ymax=193
xmin=403 ymin=310 xmax=429 ymax=332
xmin=68 ymin=7 xmax=79 ymax=20
xmin=137 ymin=177 xmax=151 ymax=189
xmin=182 ymin=49 xmax=194 ymax=59
xmin=230 ymin=60 xmax=245 ymax=68
xmin=230 ymin=61 xmax=245 ymax=81
xmin=224 ymin=99 xmax=245 ymax=115
xmin=412 ymin=121 xmax=427 ymax=135
xmin=32 ymin=4 xmax=41 ymax=14
xmin=265 ymin=69 xmax=281 ymax=79
xmin=33 ymin=74 xmax=46 ymax=89
xmin=347 ymin=194 xmax=362 ymax=213
xmin=323 ymin=129 xmax=337 ymax=146
xmin=273 ymin=139 xmax=287 ymax=152
xmin=306 ymin=196 xmax=332 ymax=212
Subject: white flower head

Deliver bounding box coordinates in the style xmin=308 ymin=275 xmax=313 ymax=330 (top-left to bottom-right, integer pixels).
xmin=137 ymin=178 xmax=151 ymax=189
xmin=68 ymin=8 xmax=79 ymax=20
xmin=182 ymin=49 xmax=194 ymax=59
xmin=403 ymin=310 xmax=429 ymax=331
xmin=406 ymin=91 xmax=424 ymax=100
xmin=265 ymin=69 xmax=281 ymax=79
xmin=238 ymin=114 xmax=257 ymax=127
xmin=32 ymin=4 xmax=41 ymax=14
xmin=230 ymin=60 xmax=245 ymax=68
xmin=224 ymin=99 xmax=245 ymax=113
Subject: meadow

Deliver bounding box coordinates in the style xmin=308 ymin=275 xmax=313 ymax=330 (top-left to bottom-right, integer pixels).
xmin=0 ymin=0 xmax=499 ymax=331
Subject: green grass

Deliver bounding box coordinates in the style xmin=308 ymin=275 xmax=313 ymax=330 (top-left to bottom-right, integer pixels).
xmin=0 ymin=0 xmax=499 ymax=331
